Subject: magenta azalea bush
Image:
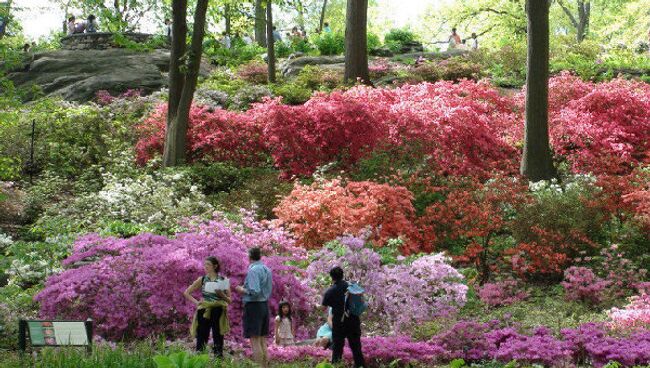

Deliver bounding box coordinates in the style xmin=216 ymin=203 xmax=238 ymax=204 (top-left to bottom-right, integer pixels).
xmin=477 ymin=280 xmax=529 ymax=307
xmin=35 ymin=215 xmax=314 ymax=342
xmin=562 ymin=266 xmax=611 ymax=305
xmin=306 ymin=236 xmax=467 ymax=333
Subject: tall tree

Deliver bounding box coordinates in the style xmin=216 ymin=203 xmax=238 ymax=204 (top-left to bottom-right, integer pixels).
xmin=556 ymin=0 xmax=591 ymax=42
xmin=162 ymin=0 xmax=209 ymax=167
xmin=343 ymin=0 xmax=369 ymax=84
xmin=266 ymin=0 xmax=276 ymax=83
xmin=318 ymin=0 xmax=328 ymax=32
xmin=255 ymin=0 xmax=267 ymax=46
xmin=0 ymin=0 xmax=11 ymax=39
xmin=520 ymin=0 xmax=555 ymax=181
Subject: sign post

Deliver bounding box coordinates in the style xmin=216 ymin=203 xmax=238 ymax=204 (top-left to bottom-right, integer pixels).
xmin=19 ymin=319 xmax=93 ymax=354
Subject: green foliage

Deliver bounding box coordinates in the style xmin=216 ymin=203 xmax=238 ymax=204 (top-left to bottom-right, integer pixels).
xmin=153 ymin=352 xmax=209 ymax=368
xmin=294 ymin=65 xmax=343 ymax=91
xmin=187 ymin=162 xmax=254 ymax=195
xmin=272 ymin=82 xmax=313 ymax=105
xmin=111 ymin=33 xmax=168 ymax=52
xmin=200 ymin=69 xmax=248 ymax=96
xmin=367 ymin=32 xmax=382 ymax=51
xmin=313 ymin=32 xmax=345 ymax=56
xmin=384 ymin=28 xmax=417 ymax=45
xmin=208 ymin=44 xmax=266 ymax=67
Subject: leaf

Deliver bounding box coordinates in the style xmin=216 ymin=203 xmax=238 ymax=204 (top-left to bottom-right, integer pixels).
xmin=153 ymin=356 xmax=177 ymax=368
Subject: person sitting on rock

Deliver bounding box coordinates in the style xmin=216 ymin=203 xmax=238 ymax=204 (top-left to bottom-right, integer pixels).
xmin=85 ymin=15 xmax=98 ymax=33
xmin=73 ymin=19 xmax=86 ymax=34
xmin=66 ymin=16 xmax=76 ymax=35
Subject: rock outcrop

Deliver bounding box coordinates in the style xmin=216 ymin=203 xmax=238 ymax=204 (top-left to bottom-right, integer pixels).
xmin=280 ymin=55 xmax=345 ymax=77
xmin=7 ymin=48 xmax=211 ymax=102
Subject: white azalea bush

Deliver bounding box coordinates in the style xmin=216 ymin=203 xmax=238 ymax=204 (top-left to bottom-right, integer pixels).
xmin=32 ymin=169 xmax=214 ymax=238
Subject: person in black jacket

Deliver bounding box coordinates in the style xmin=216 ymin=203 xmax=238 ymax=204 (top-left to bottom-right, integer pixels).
xmin=321 ymin=266 xmax=365 ymax=368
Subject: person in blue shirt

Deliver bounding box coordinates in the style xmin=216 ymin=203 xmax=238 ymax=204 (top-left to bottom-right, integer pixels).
xmin=236 ymin=247 xmax=272 ymax=368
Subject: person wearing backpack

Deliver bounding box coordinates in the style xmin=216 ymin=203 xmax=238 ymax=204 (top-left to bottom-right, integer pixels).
xmin=322 ymin=266 xmax=366 ymax=368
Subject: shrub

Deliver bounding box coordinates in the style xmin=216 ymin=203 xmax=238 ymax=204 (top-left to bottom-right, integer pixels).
xmin=607 ymin=294 xmax=650 ymax=332
xmin=313 ymin=32 xmax=345 ymax=56
xmin=35 ymin=215 xmax=312 ymax=342
xmin=275 ymin=179 xmax=419 ymax=251
xmin=437 ymin=57 xmax=483 ymax=81
xmin=135 ymin=104 xmax=268 ymax=167
xmin=230 ymin=85 xmax=273 ymax=110
xmin=271 ymin=83 xmax=313 ymax=105
xmin=384 ymin=28 xmax=417 ymax=52
xmin=294 ymin=65 xmax=342 ymax=91
xmin=477 ymin=280 xmax=528 ymax=307
xmin=193 ymin=88 xmax=228 ymax=109
xmin=410 ymin=61 xmax=440 ymax=82
xmin=258 ymin=93 xmax=389 ymax=178
xmin=32 ymin=169 xmax=214 ymax=238
xmin=561 ymin=266 xmax=610 ymax=305
xmin=237 ymin=61 xmax=269 ymax=84
xmin=306 ymin=236 xmax=467 ymax=334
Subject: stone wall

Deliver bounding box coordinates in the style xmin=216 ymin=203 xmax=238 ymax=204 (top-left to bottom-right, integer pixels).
xmin=60 ymin=32 xmax=163 ymax=50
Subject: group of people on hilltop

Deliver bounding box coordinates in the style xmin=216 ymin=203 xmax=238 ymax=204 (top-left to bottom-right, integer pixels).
xmin=183 ymin=247 xmax=367 ymax=368
xmin=448 ymin=27 xmax=479 ymax=50
xmin=66 ymin=14 xmax=98 ymax=35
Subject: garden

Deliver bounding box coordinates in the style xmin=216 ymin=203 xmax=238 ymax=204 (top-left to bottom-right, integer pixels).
xmin=1 ymin=0 xmax=650 ymax=367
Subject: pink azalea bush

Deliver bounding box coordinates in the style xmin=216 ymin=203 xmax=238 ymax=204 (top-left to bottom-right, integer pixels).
xmin=477 ymin=280 xmax=529 ymax=307
xmin=608 ymin=294 xmax=650 ymax=332
xmin=35 ymin=215 xmax=314 ymax=342
xmin=561 ymin=266 xmax=611 ymax=305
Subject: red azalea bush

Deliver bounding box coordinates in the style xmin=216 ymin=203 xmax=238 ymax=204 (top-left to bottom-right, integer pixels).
xmin=35 ymin=216 xmax=313 ymax=342
xmin=135 ymin=104 xmax=268 ymax=166
xmin=237 ymin=61 xmax=269 ymax=84
xmin=274 ymin=179 xmax=420 ymax=252
xmin=257 ymin=94 xmax=390 ymax=178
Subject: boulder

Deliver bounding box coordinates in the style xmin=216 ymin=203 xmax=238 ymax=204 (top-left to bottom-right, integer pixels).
xmin=280 ymin=55 xmax=346 ymax=77
xmin=7 ymin=48 xmax=212 ymax=102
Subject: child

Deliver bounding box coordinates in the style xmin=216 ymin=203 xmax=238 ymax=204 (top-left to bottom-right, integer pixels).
xmin=274 ymin=301 xmax=295 ymax=346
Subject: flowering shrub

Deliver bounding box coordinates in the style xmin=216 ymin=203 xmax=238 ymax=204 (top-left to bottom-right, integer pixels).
xmin=607 ymin=294 xmax=650 ymax=332
xmin=477 ymin=280 xmax=528 ymax=307
xmin=135 ymin=104 xmax=268 ymax=166
xmin=436 ymin=57 xmax=483 ymax=81
xmin=561 ymin=266 xmax=610 ymax=305
xmin=95 ymin=89 xmax=143 ymax=106
xmin=306 ymin=236 xmax=467 ymax=334
xmin=258 ymin=94 xmax=389 ymax=178
xmin=32 ymin=169 xmax=214 ymax=238
xmin=368 ymin=59 xmax=393 ymax=79
xmin=274 ymin=179 xmax=419 ymax=251
xmin=236 ymin=61 xmax=269 ymax=84
xmin=547 ymin=77 xmax=650 ymax=175
xmin=36 ymin=215 xmax=313 ymax=342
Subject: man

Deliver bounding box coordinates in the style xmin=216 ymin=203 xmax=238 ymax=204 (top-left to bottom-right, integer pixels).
xmin=272 ymin=26 xmax=282 ymax=42
xmin=221 ymin=31 xmax=231 ymax=49
xmin=322 ymin=266 xmax=365 ymax=368
xmin=323 ymin=22 xmax=332 ymax=34
xmin=236 ymin=247 xmax=272 ymax=368
xmin=164 ymin=19 xmax=172 ymax=40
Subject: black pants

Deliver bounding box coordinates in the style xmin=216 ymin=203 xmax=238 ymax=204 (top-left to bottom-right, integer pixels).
xmin=196 ymin=307 xmax=224 ymax=357
xmin=331 ymin=321 xmax=365 ymax=368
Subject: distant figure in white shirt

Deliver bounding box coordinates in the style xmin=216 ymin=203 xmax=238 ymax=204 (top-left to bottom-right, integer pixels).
xmin=470 ymin=32 xmax=478 ymax=50
xmin=221 ymin=31 xmax=231 ymax=49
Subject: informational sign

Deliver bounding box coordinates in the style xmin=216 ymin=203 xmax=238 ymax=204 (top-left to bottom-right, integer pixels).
xmin=19 ymin=320 xmax=93 ymax=353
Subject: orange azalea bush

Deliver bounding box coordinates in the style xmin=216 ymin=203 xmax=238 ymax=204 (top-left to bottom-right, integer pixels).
xmin=274 ymin=179 xmax=421 ymax=253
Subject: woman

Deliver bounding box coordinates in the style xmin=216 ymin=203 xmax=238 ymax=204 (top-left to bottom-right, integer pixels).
xmin=184 ymin=257 xmax=231 ymax=357
xmin=314 ymin=308 xmax=333 ymax=349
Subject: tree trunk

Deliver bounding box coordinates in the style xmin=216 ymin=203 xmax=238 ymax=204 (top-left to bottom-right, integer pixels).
xmin=266 ymin=0 xmax=276 ymax=83
xmin=343 ymin=0 xmax=369 ymax=84
xmin=521 ymin=0 xmax=555 ymax=181
xmin=319 ymin=0 xmax=328 ymax=32
xmin=576 ymin=1 xmax=590 ymax=42
xmin=163 ymin=0 xmax=209 ymax=167
xmin=0 ymin=0 xmax=12 ymax=39
xmin=254 ymin=0 xmax=267 ymax=47
xmin=225 ymin=3 xmax=231 ymax=35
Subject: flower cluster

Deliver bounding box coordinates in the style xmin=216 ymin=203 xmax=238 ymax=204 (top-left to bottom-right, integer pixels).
xmin=561 ymin=266 xmax=610 ymax=305
xmin=477 ymin=280 xmax=529 ymax=307
xmin=607 ymin=294 xmax=650 ymax=332
xmin=36 ymin=216 xmax=314 ymax=342
xmin=274 ymin=179 xmax=419 ymax=251
xmin=306 ymin=236 xmax=467 ymax=334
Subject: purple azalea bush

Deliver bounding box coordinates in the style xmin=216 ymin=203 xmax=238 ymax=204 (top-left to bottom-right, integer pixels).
xmin=36 ymin=216 xmax=314 ymax=342
xmin=306 ymin=235 xmax=468 ymax=333
xmin=477 ymin=280 xmax=529 ymax=307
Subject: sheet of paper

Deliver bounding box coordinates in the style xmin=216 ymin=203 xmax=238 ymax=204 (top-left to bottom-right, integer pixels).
xmin=204 ymin=278 xmax=230 ymax=293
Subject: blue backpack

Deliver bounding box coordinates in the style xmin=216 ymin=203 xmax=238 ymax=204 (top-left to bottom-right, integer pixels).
xmin=343 ymin=282 xmax=367 ymax=320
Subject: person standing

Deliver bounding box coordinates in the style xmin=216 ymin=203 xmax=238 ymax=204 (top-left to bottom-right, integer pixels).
xmin=221 ymin=31 xmax=231 ymax=49
xmin=184 ymin=257 xmax=231 ymax=357
xmin=448 ymin=27 xmax=462 ymax=49
xmin=272 ymin=26 xmax=283 ymax=42
xmin=470 ymin=32 xmax=478 ymax=50
xmin=164 ymin=19 xmax=172 ymax=41
xmin=323 ymin=22 xmax=332 ymax=33
xmin=322 ymin=266 xmax=365 ymax=368
xmin=236 ymin=247 xmax=273 ymax=368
